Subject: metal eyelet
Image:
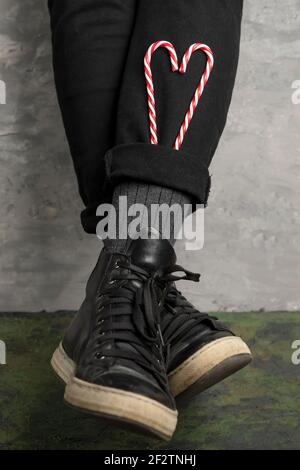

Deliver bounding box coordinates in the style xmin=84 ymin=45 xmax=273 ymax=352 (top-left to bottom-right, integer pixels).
xmin=96 ymin=295 xmax=105 ymax=306
xmin=94 ymin=352 xmax=106 ymax=360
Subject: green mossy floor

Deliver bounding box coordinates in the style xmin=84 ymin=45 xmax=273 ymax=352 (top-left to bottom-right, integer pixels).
xmin=1 ymin=312 xmax=300 ymax=450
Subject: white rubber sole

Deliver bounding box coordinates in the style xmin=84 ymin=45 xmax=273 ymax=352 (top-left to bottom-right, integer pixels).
xmin=51 ymin=342 xmax=75 ymax=384
xmin=51 ymin=336 xmax=252 ymax=401
xmin=168 ymin=336 xmax=252 ymax=400
xmin=64 ymin=377 xmax=178 ymax=441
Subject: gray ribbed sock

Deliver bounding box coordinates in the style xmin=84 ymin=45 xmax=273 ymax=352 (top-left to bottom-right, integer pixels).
xmin=104 ymin=182 xmax=191 ymax=253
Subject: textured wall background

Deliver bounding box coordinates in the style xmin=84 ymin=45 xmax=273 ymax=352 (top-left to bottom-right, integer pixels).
xmin=0 ymin=0 xmax=299 ymax=312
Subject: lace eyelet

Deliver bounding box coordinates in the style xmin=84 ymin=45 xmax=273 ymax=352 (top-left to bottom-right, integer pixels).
xmin=94 ymin=352 xmax=106 ymax=360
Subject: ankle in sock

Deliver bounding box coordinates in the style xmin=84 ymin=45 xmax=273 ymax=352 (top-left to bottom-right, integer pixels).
xmin=104 ymin=182 xmax=191 ymax=253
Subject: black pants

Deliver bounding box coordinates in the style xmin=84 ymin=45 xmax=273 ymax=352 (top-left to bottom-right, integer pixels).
xmin=48 ymin=0 xmax=243 ymax=233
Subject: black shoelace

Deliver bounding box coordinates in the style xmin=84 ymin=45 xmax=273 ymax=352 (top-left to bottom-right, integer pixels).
xmin=163 ymin=286 xmax=231 ymax=347
xmin=93 ymin=258 xmax=199 ymax=391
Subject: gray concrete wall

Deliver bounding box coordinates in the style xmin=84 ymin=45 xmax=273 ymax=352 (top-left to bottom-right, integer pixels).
xmin=0 ymin=0 xmax=299 ymax=312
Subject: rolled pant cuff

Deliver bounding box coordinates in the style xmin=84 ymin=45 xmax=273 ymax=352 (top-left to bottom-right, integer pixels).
xmin=105 ymin=143 xmax=211 ymax=207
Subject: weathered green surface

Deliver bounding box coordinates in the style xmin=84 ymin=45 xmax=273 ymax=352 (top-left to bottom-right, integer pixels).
xmin=0 ymin=312 xmax=300 ymax=450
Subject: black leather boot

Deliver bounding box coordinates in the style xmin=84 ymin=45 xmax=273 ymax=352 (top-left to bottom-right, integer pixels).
xmin=52 ymin=238 xmax=195 ymax=440
xmin=51 ymin=239 xmax=251 ymax=420
xmin=162 ymin=284 xmax=252 ymax=401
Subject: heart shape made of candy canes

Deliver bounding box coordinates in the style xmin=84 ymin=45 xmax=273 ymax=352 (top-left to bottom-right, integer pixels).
xmin=144 ymin=41 xmax=214 ymax=151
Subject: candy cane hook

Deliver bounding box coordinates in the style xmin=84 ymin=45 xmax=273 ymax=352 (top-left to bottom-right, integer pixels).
xmin=144 ymin=41 xmax=178 ymax=145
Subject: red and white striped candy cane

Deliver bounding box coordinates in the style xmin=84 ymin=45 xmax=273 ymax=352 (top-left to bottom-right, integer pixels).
xmin=144 ymin=41 xmax=214 ymax=151
xmin=144 ymin=41 xmax=178 ymax=145
xmin=174 ymin=43 xmax=214 ymax=150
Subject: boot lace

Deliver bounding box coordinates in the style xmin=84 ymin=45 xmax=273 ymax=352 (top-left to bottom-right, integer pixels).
xmin=163 ymin=285 xmax=232 ymax=347
xmin=93 ymin=258 xmax=199 ymax=391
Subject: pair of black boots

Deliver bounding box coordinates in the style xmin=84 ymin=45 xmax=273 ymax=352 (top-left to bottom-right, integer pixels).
xmin=51 ymin=239 xmax=251 ymax=440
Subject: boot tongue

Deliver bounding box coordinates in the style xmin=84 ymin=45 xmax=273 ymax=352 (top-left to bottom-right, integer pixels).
xmin=128 ymin=238 xmax=177 ymax=272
